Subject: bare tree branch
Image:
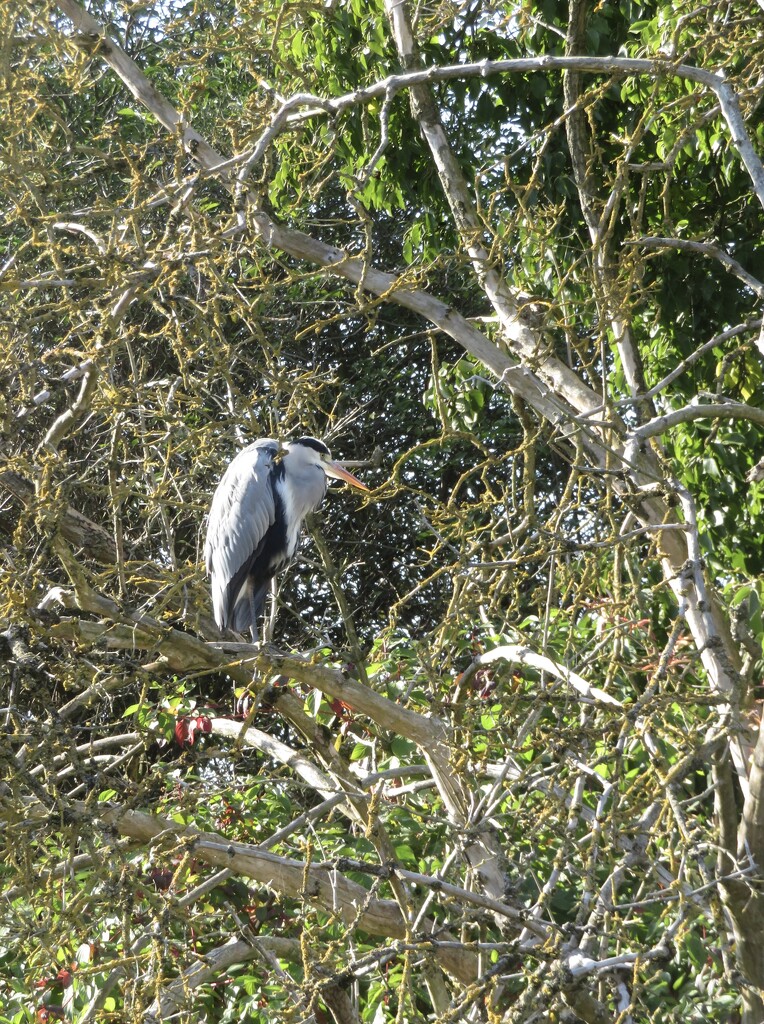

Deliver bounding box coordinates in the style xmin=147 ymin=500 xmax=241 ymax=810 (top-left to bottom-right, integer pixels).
xmin=634 ymin=400 xmax=764 ymax=438
xmin=628 ymin=236 xmax=764 ymax=298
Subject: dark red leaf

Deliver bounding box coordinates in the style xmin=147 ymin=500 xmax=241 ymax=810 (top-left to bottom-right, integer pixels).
xmin=148 ymin=868 xmax=173 ymax=891
xmin=174 ymin=714 xmax=212 ymax=747
xmin=330 ymin=698 xmax=353 ymax=718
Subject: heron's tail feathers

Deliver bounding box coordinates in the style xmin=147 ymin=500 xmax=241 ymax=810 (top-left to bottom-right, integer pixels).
xmin=229 ymin=577 xmax=270 ymax=634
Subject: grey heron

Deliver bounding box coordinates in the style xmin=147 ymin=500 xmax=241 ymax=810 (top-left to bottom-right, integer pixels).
xmin=204 ymin=437 xmax=368 ymax=639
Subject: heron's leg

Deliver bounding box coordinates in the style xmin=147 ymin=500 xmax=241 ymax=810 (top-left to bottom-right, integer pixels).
xmin=264 ymin=578 xmax=278 ymax=644
xmin=249 ymin=587 xmax=259 ymax=644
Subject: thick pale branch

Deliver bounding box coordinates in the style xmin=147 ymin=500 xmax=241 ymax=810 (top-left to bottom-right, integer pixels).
xmin=242 ymin=209 xmax=577 ymax=434
xmin=740 ymin=722 xmax=764 ymax=870
xmin=384 ymin=0 xmax=603 ymax=421
xmin=48 ymin=603 xmax=443 ymax=748
xmin=467 ymin=644 xmax=623 ymax=707
xmin=209 ymin=717 xmax=347 ymax=809
xmin=634 ymin=401 xmax=764 ymax=438
xmin=727 ymin=721 xmax=764 ymax=1012
xmin=206 ymin=644 xmax=446 ymax=747
xmin=53 ymin=0 xmax=222 ymax=169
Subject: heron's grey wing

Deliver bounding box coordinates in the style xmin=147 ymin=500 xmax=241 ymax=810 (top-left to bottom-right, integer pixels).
xmin=204 ymin=440 xmax=278 ymax=629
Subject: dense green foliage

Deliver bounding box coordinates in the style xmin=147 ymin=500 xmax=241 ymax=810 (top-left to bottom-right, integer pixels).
xmin=2 ymin=0 xmax=764 ymax=1021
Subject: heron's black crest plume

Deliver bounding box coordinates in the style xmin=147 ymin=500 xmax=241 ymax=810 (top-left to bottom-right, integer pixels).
xmin=292 ymin=436 xmax=330 ymax=455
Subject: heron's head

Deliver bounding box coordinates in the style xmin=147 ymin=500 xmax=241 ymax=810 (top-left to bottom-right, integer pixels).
xmin=286 ymin=437 xmax=369 ymax=491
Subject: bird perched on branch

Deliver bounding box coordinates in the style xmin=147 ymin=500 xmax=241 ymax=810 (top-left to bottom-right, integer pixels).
xmin=204 ymin=437 xmax=368 ymax=639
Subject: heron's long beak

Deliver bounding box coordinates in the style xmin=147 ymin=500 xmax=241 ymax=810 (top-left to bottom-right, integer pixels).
xmin=324 ymin=461 xmax=369 ymax=491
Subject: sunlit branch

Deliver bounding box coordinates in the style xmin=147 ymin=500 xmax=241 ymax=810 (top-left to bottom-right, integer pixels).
xmin=615 ymin=319 xmax=763 ymax=405
xmin=633 ymin=401 xmax=764 ymax=439
xmin=462 ymin=643 xmax=623 ymax=707
xmin=236 ymin=54 xmax=764 ymax=212
xmin=627 ymin=236 xmax=764 ymax=298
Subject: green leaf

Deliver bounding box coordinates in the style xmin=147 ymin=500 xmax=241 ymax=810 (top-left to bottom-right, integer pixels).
xmin=394 ymin=844 xmax=417 ymax=865
xmin=390 ymin=736 xmax=415 ymax=757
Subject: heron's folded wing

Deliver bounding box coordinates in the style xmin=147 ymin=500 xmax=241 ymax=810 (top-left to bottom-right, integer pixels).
xmin=204 ymin=440 xmax=278 ymax=628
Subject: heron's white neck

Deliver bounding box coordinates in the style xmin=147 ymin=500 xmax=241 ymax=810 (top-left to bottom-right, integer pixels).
xmin=276 ymin=468 xmax=326 ymax=559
